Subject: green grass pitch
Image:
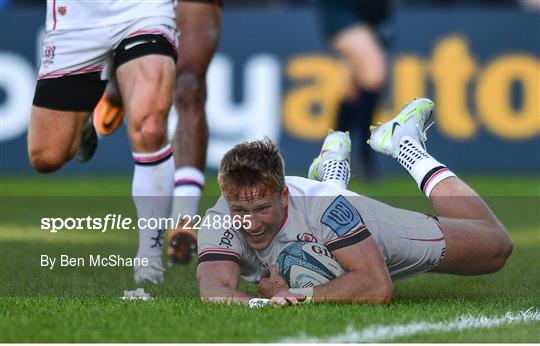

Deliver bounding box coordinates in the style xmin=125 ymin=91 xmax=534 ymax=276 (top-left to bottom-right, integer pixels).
xmin=1 ymin=174 xmax=539 ymax=342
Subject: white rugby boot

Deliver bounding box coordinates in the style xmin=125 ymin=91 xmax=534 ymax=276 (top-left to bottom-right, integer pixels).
xmin=368 ymin=98 xmax=457 ymax=198
xmin=134 ymin=256 xmax=164 ymax=284
xmin=308 ymin=130 xmax=351 ymax=189
xmin=367 ymin=98 xmax=434 ymax=158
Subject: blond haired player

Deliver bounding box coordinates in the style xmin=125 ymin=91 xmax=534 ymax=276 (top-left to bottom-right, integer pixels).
xmin=196 ymin=98 xmax=513 ymax=306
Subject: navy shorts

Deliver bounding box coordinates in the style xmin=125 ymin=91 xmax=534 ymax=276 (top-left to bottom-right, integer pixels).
xmin=316 ymin=0 xmax=392 ymax=46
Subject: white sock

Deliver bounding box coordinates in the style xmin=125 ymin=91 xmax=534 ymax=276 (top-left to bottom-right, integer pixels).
xmin=322 ymin=160 xmax=350 ymax=190
xmin=132 ymin=144 xmax=174 ymax=259
xmin=397 ymin=136 xmax=456 ymax=198
xmin=171 ymin=166 xmax=205 ymax=222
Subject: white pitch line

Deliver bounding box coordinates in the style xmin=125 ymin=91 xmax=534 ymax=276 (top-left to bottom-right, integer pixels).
xmin=280 ymin=307 xmax=539 ymax=343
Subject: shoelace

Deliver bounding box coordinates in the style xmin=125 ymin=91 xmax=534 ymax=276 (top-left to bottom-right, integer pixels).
xmin=420 ymin=121 xmax=435 ymax=143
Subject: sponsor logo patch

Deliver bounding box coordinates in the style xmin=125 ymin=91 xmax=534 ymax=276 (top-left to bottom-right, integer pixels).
xmin=218 ymin=228 xmax=235 ymax=248
xmin=150 ymin=229 xmax=164 ymax=248
xmin=320 ymin=195 xmax=363 ymax=237
xmin=44 ymin=45 xmax=55 ymax=60
xmin=296 ymin=232 xmax=318 ymax=243
xmin=42 ymin=45 xmax=56 ymax=67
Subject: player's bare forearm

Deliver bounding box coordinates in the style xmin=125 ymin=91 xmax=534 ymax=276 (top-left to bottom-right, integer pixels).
xmin=197 ymin=260 xmax=252 ymax=305
xmin=312 ymin=269 xmax=393 ymax=304
xmin=312 ymin=237 xmax=393 ymax=304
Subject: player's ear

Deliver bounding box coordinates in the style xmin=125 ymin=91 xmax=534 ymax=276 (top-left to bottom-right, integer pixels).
xmin=280 ymin=186 xmax=289 ymax=208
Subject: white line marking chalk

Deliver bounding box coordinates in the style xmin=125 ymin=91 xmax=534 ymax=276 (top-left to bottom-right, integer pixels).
xmin=280 ymin=307 xmax=539 ymax=343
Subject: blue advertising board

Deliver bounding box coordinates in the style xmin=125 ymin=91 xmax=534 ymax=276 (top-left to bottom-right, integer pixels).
xmin=1 ymin=7 xmax=538 ymax=174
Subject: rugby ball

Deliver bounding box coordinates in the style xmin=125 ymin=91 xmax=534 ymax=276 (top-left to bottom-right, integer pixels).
xmin=277 ymin=242 xmax=345 ymax=288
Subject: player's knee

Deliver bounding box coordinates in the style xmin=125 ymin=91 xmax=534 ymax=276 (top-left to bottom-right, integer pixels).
xmin=359 ymin=64 xmax=386 ymax=91
xmin=28 ymin=149 xmax=65 ymax=173
xmin=175 ymin=72 xmax=206 ymax=110
xmin=362 ymin=72 xmax=385 ymax=91
xmin=137 ymin=116 xmax=167 ymax=150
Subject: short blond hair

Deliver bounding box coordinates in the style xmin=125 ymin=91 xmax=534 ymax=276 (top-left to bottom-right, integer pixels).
xmin=218 ymin=138 xmax=285 ymax=199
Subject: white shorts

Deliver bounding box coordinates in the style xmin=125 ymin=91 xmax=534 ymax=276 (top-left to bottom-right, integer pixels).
xmin=38 ymin=16 xmax=178 ymax=80
xmin=359 ymin=196 xmax=447 ymax=282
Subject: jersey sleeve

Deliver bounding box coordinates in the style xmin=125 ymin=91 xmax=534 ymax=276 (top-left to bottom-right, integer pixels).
xmin=197 ymin=197 xmax=244 ymax=264
xmin=311 ymin=194 xmax=372 ymax=252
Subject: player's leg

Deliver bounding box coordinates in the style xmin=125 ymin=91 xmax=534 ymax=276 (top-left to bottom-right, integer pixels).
xmin=114 ymin=30 xmax=177 ymax=283
xmin=28 ymin=74 xmax=106 ymax=173
xmin=429 ymin=178 xmax=512 ymax=275
xmin=28 ymin=108 xmax=87 ymax=173
xmin=168 ymin=1 xmax=222 ymax=265
xmin=28 ymin=109 xmax=92 ymax=173
xmin=332 ymin=25 xmax=386 ymax=93
xmin=117 ymin=53 xmax=174 ymax=152
xmin=318 ymin=0 xmax=388 ymax=179
xmin=369 ymin=98 xmax=512 ymax=275
xmin=28 ymin=26 xmax=111 ymax=172
xmin=171 ymin=1 xmax=222 ymax=218
xmin=332 ymin=26 xmax=386 ymax=179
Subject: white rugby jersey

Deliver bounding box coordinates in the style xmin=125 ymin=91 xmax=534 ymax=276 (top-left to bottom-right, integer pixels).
xmin=46 ymin=0 xmax=175 ymax=31
xmin=198 ymin=176 xmax=374 ymax=283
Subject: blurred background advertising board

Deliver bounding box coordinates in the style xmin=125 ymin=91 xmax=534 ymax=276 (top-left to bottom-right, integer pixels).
xmin=1 ymin=3 xmax=538 ymax=174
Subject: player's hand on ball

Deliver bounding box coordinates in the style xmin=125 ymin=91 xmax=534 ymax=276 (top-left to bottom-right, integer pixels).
xmin=258 ymin=265 xmax=289 ymax=299
xmin=268 ymin=290 xmax=305 ymax=306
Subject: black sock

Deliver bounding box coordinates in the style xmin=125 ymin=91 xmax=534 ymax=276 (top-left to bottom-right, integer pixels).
xmin=336 ymin=98 xmax=354 ymax=132
xmin=336 ymin=89 xmax=380 ymax=178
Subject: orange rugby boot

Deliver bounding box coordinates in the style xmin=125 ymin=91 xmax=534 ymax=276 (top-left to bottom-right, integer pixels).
xmin=93 ymin=94 xmax=125 ymax=137
xmin=167 ymin=219 xmax=198 ymax=265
